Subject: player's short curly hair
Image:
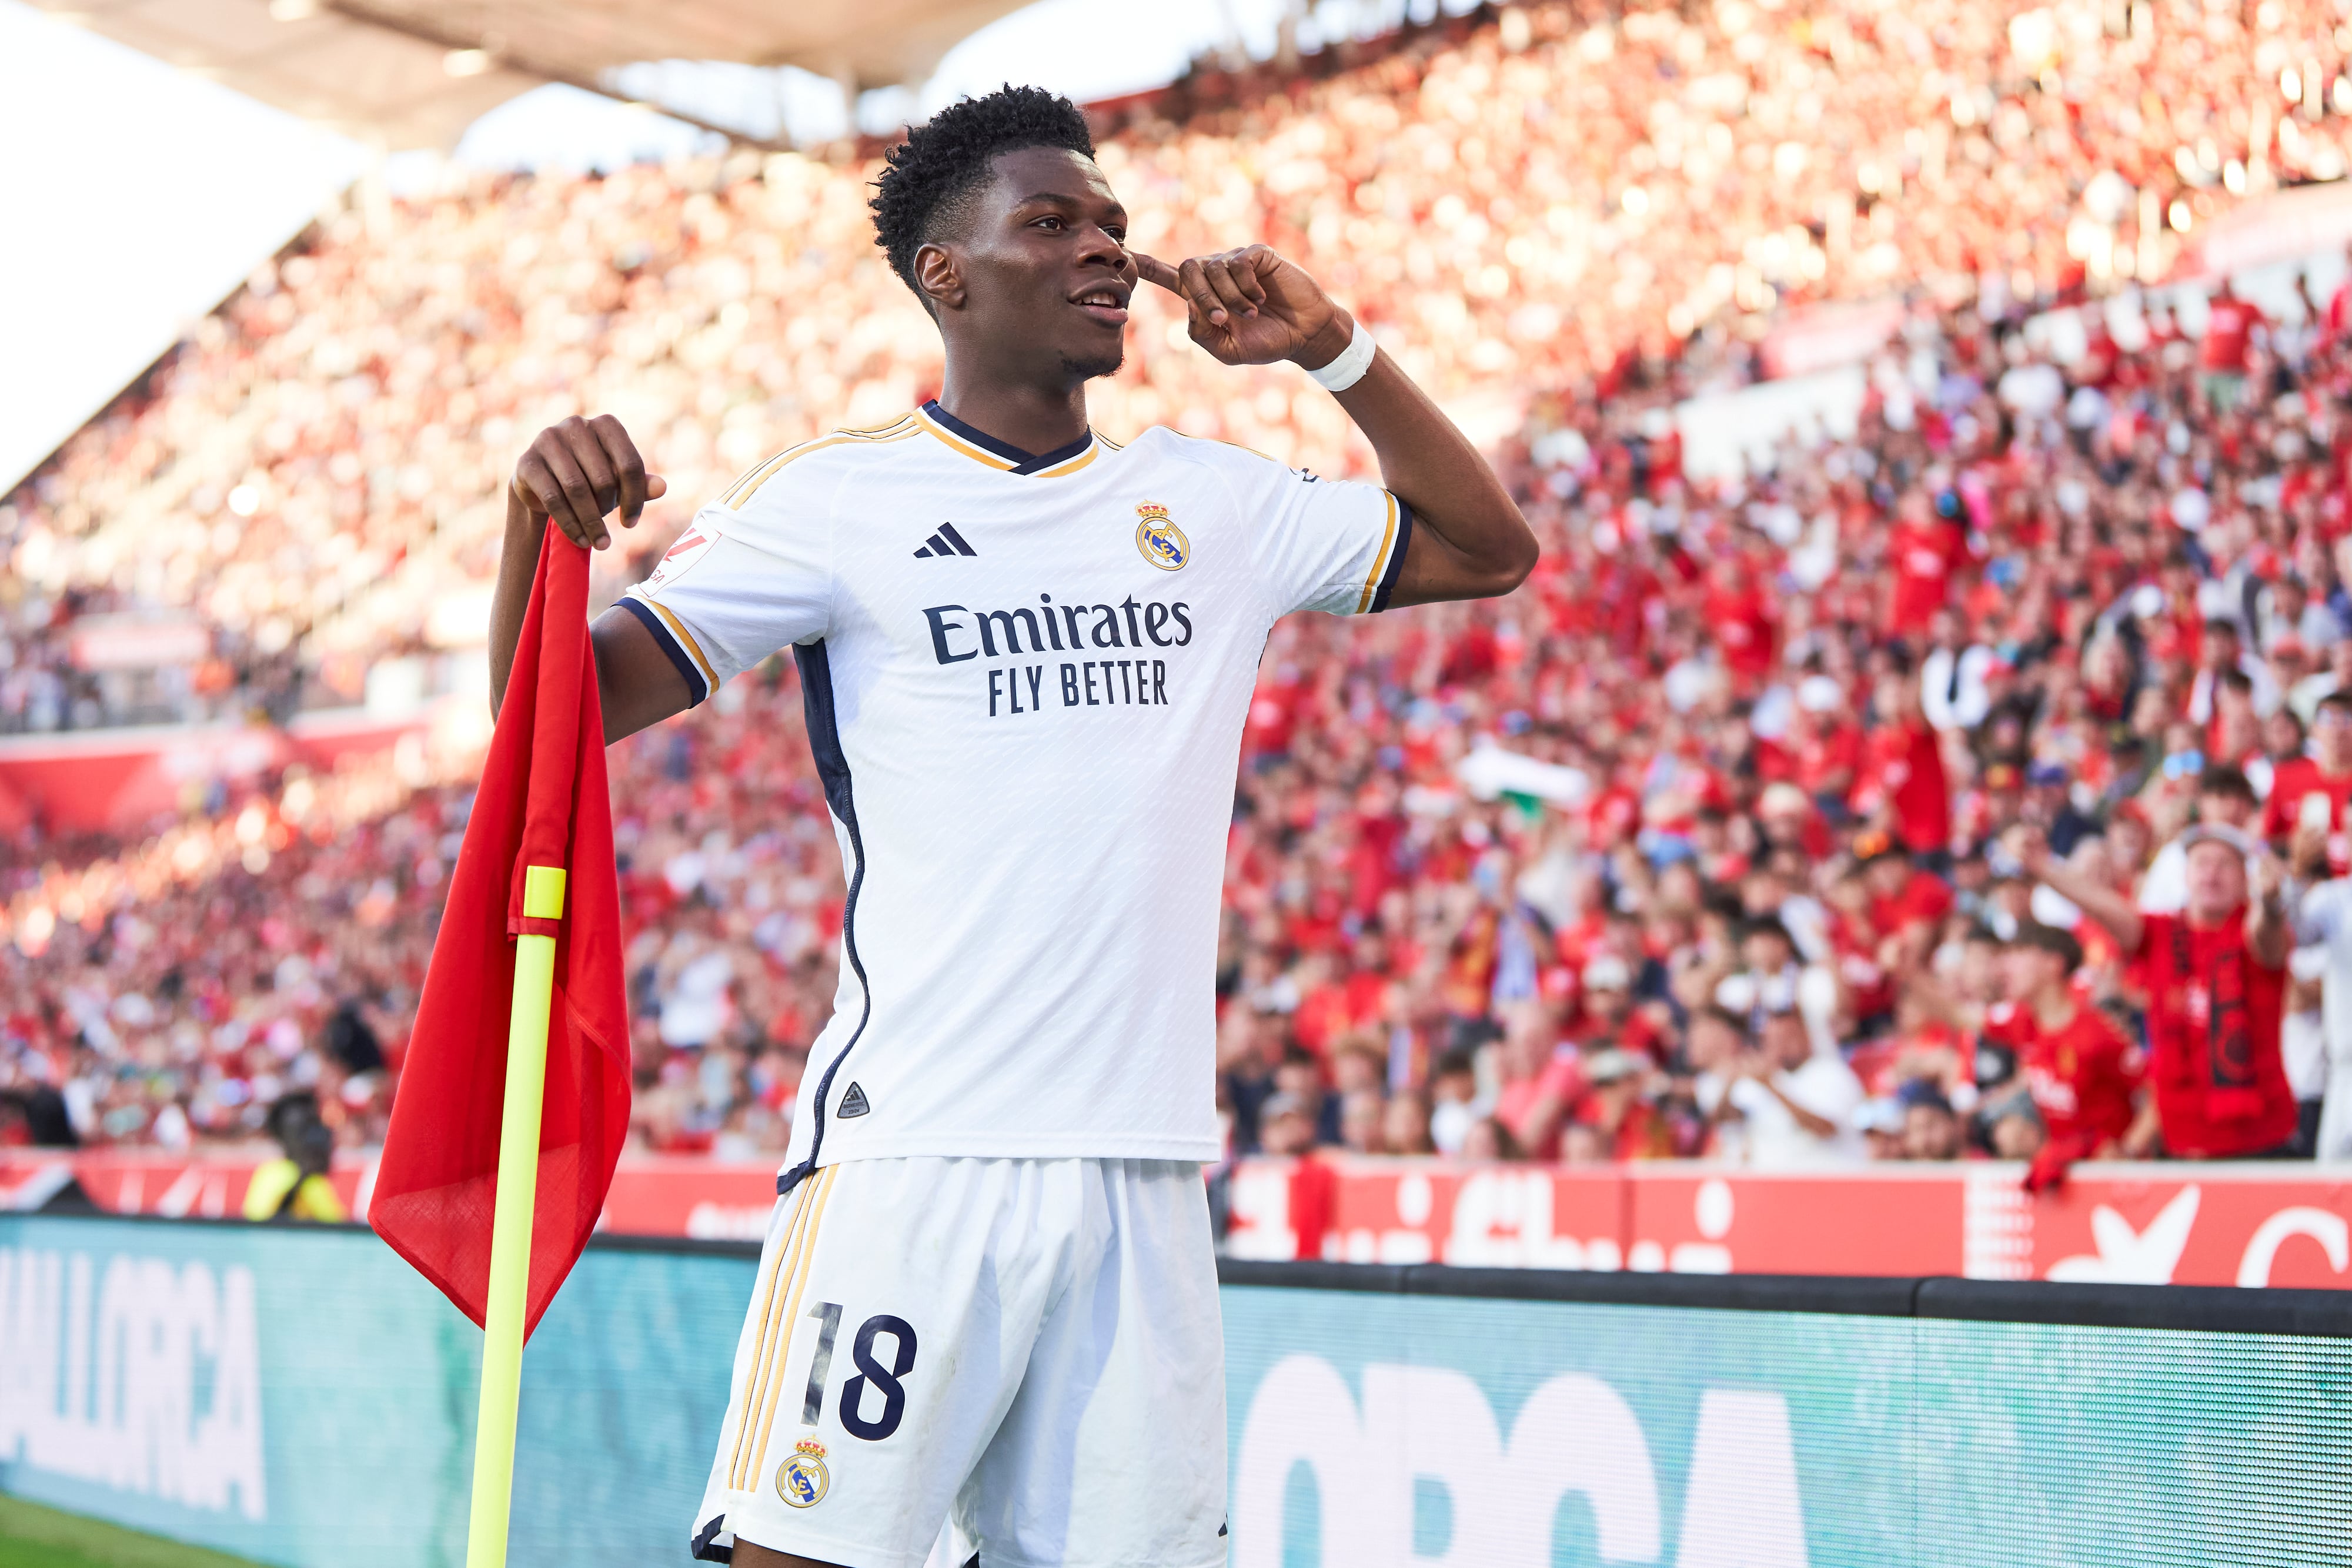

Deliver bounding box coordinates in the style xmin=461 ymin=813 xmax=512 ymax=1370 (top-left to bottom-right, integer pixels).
xmin=870 ymin=85 xmax=1095 ymax=310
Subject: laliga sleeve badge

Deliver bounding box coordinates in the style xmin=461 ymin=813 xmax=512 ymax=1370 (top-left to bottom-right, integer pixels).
xmin=647 ymin=526 xmax=716 ymax=588
xmin=778 ymin=1436 xmax=830 ymax=1508
xmin=1135 ymin=502 xmax=1189 ymax=571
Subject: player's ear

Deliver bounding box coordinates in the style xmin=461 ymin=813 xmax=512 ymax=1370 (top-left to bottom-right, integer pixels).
xmin=914 ymin=242 xmax=965 ymax=313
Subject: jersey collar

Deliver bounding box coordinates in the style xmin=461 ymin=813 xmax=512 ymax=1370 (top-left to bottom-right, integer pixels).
xmin=916 ymin=400 xmax=1100 ymax=477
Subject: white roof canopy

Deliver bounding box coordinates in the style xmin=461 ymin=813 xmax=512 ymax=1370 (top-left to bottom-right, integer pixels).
xmin=29 ymin=0 xmax=1034 ymax=148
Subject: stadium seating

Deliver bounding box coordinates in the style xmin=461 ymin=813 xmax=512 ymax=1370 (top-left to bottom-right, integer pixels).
xmin=7 ymin=0 xmax=2352 ymax=1165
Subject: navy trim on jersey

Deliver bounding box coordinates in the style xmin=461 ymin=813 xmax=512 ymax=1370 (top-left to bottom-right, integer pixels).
xmin=690 ymin=1514 xmax=731 ymax=1563
xmin=617 ymin=595 xmax=710 ymax=706
xmin=1369 ymin=501 xmax=1416 ymax=613
xmin=777 ymin=638 xmax=871 ymax=1199
xmin=920 ymin=398 xmax=1094 ymax=475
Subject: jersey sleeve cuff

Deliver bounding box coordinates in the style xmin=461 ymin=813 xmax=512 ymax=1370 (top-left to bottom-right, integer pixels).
xmin=619 ymin=593 xmax=712 ymax=707
xmin=1368 ymin=499 xmax=1414 ymax=613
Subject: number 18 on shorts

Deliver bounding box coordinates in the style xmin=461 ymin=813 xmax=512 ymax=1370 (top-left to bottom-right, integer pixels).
xmin=690 ymin=1157 xmax=1229 ymax=1568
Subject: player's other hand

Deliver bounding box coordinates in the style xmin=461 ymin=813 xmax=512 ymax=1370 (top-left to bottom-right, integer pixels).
xmin=512 ymin=414 xmax=667 ymax=551
xmin=1134 ymin=245 xmax=1354 ymax=373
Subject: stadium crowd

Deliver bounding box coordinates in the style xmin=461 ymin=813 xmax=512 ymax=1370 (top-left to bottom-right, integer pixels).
xmin=14 ymin=0 xmax=2352 ymax=726
xmin=9 ymin=0 xmax=2352 ymax=1172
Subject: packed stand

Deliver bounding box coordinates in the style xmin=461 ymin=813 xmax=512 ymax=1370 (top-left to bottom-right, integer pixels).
xmin=1218 ymin=256 xmax=2352 ymax=1174
xmin=14 ymin=0 xmax=2352 ymax=726
xmin=11 ymin=0 xmax=2352 ymax=1169
xmin=0 ymin=673 xmax=840 ymax=1158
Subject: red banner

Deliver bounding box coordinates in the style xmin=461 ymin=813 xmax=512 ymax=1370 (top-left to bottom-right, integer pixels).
xmin=1222 ymin=1157 xmax=2352 ymax=1289
xmin=8 ymin=1150 xmax=2347 ymax=1289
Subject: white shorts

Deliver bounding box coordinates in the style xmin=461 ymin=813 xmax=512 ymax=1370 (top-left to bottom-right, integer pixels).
xmin=689 ymin=1156 xmax=1227 ymax=1568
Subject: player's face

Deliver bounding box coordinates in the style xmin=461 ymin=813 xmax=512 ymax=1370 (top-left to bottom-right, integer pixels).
xmin=954 ymin=146 xmax=1137 ymax=382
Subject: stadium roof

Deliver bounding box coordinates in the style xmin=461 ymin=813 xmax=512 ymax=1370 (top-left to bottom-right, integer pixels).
xmin=27 ymin=0 xmax=1034 ymax=149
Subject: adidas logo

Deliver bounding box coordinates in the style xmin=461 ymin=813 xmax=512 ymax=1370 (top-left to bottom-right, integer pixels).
xmin=837 ymin=1082 xmax=871 ymax=1118
xmin=912 ymin=523 xmax=977 ymax=559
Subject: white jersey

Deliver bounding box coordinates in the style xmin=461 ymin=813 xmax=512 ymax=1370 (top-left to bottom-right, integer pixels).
xmin=624 ymin=400 xmax=1410 ymax=1181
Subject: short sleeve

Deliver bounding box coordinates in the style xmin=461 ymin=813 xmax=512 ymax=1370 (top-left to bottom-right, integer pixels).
xmin=1222 ymin=447 xmax=1413 ymax=617
xmin=620 ymin=459 xmax=833 ymax=705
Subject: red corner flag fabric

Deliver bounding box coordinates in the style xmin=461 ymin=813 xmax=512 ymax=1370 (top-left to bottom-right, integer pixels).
xmin=375 ymin=531 xmax=630 ymax=1338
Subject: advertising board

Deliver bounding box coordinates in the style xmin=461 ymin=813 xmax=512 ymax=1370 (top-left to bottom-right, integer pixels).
xmin=1221 ymin=1156 xmax=2352 ymax=1288
xmin=1221 ymin=1273 xmax=2351 ymax=1566
xmin=4 ymin=1214 xmax=2348 ymax=1567
xmin=12 ymin=1151 xmax=2352 ymax=1286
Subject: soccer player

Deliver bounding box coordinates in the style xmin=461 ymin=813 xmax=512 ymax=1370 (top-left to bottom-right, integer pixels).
xmin=485 ymin=87 xmax=1534 ymax=1568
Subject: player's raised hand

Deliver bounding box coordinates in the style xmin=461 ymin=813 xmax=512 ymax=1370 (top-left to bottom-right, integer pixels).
xmin=512 ymin=414 xmax=667 ymax=551
xmin=1134 ymin=245 xmax=1352 ymax=371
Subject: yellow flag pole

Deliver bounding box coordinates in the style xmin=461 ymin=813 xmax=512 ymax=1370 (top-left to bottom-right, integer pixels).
xmin=465 ymin=864 xmax=566 ymax=1568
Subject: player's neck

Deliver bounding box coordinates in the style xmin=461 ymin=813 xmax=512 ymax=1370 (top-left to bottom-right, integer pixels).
xmin=931 ymin=361 xmax=1091 ymax=459
xmin=2030 ymin=985 xmax=2076 ymax=1028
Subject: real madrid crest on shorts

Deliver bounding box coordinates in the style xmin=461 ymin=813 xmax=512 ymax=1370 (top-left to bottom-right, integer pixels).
xmin=1134 ymin=502 xmax=1188 ymax=571
xmin=778 ymin=1435 xmax=830 ymax=1509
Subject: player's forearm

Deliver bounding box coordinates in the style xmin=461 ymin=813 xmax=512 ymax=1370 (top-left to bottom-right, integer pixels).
xmin=489 ymin=489 xmax=546 ymax=719
xmin=1313 ymin=316 xmax=1536 ymax=604
xmin=490 ymin=488 xmax=689 ymax=742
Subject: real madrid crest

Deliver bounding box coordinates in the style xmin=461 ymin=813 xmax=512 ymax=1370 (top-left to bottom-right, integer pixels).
xmin=778 ymin=1435 xmax=830 ymax=1509
xmin=1135 ymin=502 xmax=1189 ymax=571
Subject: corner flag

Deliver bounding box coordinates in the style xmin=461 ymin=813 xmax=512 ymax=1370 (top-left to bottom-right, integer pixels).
xmin=375 ymin=529 xmax=632 ymax=1567
xmin=375 ymin=529 xmax=631 ymax=1336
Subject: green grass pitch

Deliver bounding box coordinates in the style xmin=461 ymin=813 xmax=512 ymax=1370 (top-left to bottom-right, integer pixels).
xmin=0 ymin=1494 xmax=266 ymax=1568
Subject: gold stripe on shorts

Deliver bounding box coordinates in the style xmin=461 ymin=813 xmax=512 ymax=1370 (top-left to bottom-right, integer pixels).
xmin=748 ymin=1165 xmax=841 ymax=1491
xmin=729 ymin=1178 xmax=817 ymax=1489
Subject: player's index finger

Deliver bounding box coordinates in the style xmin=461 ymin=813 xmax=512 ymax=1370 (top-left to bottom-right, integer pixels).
xmin=1132 ymin=253 xmax=1184 ymax=292
xmin=593 ymin=417 xmax=648 ymax=525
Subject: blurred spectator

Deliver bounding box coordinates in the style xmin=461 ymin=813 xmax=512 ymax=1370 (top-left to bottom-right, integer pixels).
xmin=14 ymin=0 xmax=2352 ymax=1174
xmin=1381 ymin=1088 xmax=1436 ymax=1156
xmin=1723 ymin=1008 xmax=1863 ymax=1168
xmin=1898 ymin=1081 xmax=1965 ymax=1161
xmin=1491 ymin=1001 xmax=1581 ymax=1159
xmin=1573 ymin=1047 xmax=1666 ymax=1160
xmin=1425 ymin=1049 xmax=1482 ymax=1156
xmin=2139 ymin=767 xmax=2261 ymax=915
xmin=2288 ymin=825 xmax=2352 ymax=1159
xmin=1683 ymin=915 xmax=1842 ymax=1062
xmin=1981 ymin=922 xmax=2153 ymax=1165
xmin=2022 ymin=823 xmax=2301 ymax=1158
xmin=2199 ymin=277 xmax=2264 ymax=415
xmin=1856 ymin=1098 xmax=1906 ymax=1161
xmin=1257 ymin=1091 xmax=1318 ymax=1158
xmin=240 ymin=1093 xmax=345 ymax=1222
xmin=1337 ymin=1088 xmax=1387 ymax=1154
xmin=2263 ymin=691 xmax=2352 ymax=872
xmin=1981 ymin=1089 xmax=2049 ymax=1162
xmin=1459 ymin=1115 xmax=1522 ymax=1163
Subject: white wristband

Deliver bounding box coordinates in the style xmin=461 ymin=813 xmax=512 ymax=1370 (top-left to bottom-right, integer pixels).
xmin=1304 ymin=321 xmax=1376 ymax=393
